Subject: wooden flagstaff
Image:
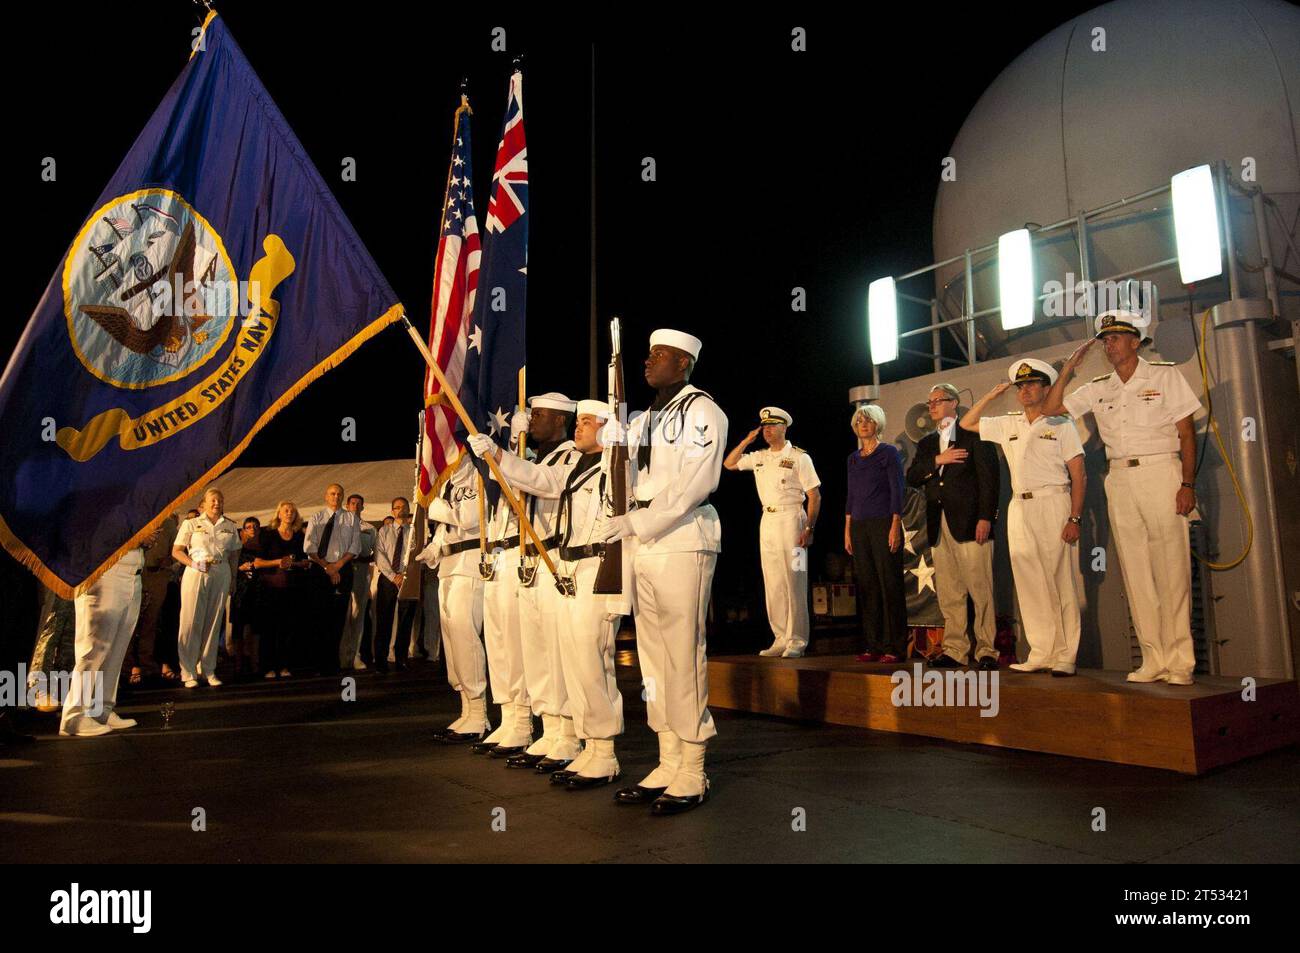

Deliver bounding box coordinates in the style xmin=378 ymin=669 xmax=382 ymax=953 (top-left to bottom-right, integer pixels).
xmin=399 ymin=314 xmax=558 ymax=575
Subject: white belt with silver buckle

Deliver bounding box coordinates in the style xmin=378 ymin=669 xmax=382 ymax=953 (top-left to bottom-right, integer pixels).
xmin=1013 ymin=485 xmax=1069 ymax=500
xmin=763 ymin=503 xmax=803 ymax=513
xmin=1110 ymin=451 xmax=1180 ymax=469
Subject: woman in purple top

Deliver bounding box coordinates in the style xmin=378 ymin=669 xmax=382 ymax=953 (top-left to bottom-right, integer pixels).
xmin=844 ymin=405 xmax=908 ymax=662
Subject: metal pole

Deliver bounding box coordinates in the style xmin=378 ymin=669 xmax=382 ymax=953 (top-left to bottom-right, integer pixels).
xmin=930 ymin=298 xmax=941 ymax=374
xmin=1250 ymin=188 xmax=1281 ymax=318
xmin=1077 ymin=211 xmax=1092 ymax=337
xmin=1217 ymin=160 xmax=1240 ymax=300
xmin=964 ymin=250 xmax=976 ymax=365
xmin=588 ymin=45 xmax=598 ymax=398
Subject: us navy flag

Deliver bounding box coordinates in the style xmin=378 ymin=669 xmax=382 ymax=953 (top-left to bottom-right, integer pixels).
xmin=459 ymin=68 xmax=529 ymax=472
xmin=0 ymin=12 xmax=402 ymax=597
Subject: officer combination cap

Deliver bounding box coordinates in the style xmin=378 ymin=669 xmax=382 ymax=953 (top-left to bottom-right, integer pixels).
xmin=575 ymin=399 xmax=610 ymax=420
xmin=529 ymin=392 xmax=576 ymax=414
xmin=1009 ymin=358 xmax=1057 ymax=386
xmin=649 ymin=328 xmax=702 ymax=360
xmin=759 ymin=406 xmax=792 ymax=426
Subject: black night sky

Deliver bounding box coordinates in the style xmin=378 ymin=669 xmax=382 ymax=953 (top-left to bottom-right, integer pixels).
xmin=6 ymin=2 xmax=1101 ymax=615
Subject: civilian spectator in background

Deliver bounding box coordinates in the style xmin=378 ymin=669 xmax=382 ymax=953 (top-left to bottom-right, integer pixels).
xmin=374 ymin=497 xmax=418 ymax=673
xmin=128 ymin=512 xmax=180 ymax=685
xmin=303 ymin=483 xmax=361 ymax=676
xmin=255 ymin=501 xmax=308 ymax=679
xmin=228 ymin=516 xmax=263 ymax=678
xmin=844 ymin=404 xmax=909 ymax=664
xmin=173 ymin=488 xmax=242 ymax=688
xmin=341 ymin=493 xmax=377 ymax=671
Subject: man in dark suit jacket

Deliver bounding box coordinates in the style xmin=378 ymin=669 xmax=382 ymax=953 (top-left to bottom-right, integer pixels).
xmin=905 ymin=382 xmax=1000 ymax=669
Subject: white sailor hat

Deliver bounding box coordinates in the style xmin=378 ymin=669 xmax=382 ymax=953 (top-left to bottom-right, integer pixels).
xmin=759 ymin=406 xmax=792 ymax=426
xmin=1008 ymin=358 xmax=1057 ymax=386
xmin=528 ymin=392 xmax=576 ymax=414
xmin=575 ymin=399 xmax=610 ymax=420
xmin=1094 ymin=279 xmax=1153 ymax=340
xmin=649 ymin=328 xmax=702 ymax=360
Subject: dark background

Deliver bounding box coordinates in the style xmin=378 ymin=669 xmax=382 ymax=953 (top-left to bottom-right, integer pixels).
xmin=4 ymin=1 xmax=1100 ymax=631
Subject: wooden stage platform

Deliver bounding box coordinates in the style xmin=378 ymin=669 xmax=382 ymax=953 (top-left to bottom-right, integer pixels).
xmin=707 ymin=655 xmax=1300 ymax=774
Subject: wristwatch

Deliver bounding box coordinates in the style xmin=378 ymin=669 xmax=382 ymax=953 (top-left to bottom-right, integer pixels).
xmin=1068 ymin=515 xmax=1082 ymax=525
xmin=1180 ymin=482 xmax=1195 ymax=489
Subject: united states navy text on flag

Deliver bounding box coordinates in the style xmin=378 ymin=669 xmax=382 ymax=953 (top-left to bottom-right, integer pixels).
xmin=417 ymin=100 xmax=480 ymax=507
xmin=0 ymin=12 xmax=402 ymax=597
xmin=459 ymin=69 xmax=528 ymax=460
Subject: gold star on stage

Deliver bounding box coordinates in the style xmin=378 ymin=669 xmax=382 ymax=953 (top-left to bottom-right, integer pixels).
xmin=909 ymin=552 xmax=936 ymax=594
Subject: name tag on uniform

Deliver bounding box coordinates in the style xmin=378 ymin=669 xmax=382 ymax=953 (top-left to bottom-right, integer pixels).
xmin=779 ymin=459 xmax=794 ymax=469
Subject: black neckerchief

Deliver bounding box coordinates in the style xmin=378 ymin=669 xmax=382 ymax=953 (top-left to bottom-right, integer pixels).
xmin=559 ymin=452 xmax=603 ymax=546
xmin=638 ymin=380 xmax=690 ymax=470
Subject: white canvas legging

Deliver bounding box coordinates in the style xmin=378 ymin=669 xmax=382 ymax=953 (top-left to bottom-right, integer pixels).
xmin=178 ymin=561 xmax=232 ymax=681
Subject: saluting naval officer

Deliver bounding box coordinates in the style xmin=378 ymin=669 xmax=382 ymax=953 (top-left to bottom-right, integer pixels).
xmin=173 ymin=488 xmax=242 ymax=688
xmin=471 ymin=398 xmax=630 ymax=788
xmin=596 ymin=329 xmax=728 ymax=815
xmin=415 ymin=453 xmax=489 ymax=739
xmin=1041 ymin=283 xmax=1202 ymax=685
xmin=724 ymin=406 xmax=822 ymax=658
xmin=60 ymin=525 xmax=164 ymax=737
xmin=960 ymin=359 xmax=1086 ymax=675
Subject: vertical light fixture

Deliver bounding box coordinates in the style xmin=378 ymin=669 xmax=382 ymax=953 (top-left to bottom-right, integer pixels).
xmin=868 ymin=276 xmax=898 ymax=364
xmin=1171 ymin=164 xmax=1223 ymax=283
xmin=998 ymin=228 xmax=1034 ymax=330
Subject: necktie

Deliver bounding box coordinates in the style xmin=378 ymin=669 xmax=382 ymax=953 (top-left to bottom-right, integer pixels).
xmin=318 ymin=511 xmax=337 ymax=560
xmin=394 ymin=524 xmax=406 ymax=573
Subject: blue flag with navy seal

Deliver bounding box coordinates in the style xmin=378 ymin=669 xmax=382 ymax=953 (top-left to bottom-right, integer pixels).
xmin=0 ymin=11 xmax=402 ymax=598
xmin=459 ymin=69 xmax=528 ymax=502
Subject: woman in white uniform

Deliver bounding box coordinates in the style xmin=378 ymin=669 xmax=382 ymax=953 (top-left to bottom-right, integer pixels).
xmin=173 ymin=487 xmax=241 ymax=688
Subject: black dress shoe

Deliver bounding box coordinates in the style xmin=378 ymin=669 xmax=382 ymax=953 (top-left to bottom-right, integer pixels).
xmin=489 ymin=744 xmax=527 ymax=759
xmin=928 ymin=654 xmax=963 ymax=668
xmin=436 ymin=728 xmax=488 ymax=745
xmin=1051 ymin=669 xmax=1076 ymax=678
xmin=976 ymin=657 xmax=999 ymax=672
xmin=506 ymin=752 xmax=546 ymax=769
xmin=567 ymin=771 xmax=620 ymax=790
xmin=614 ymin=784 xmax=667 ymax=805
xmin=469 ymin=739 xmax=499 ymax=754
xmin=534 ymin=757 xmax=572 ymax=774
xmin=651 ymin=782 xmax=710 ymax=816
xmin=548 ymin=769 xmax=578 ymax=785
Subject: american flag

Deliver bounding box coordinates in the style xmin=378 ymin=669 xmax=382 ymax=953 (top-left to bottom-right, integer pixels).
xmin=460 ymin=69 xmax=528 ymax=453
xmin=417 ymin=100 xmax=481 ymax=506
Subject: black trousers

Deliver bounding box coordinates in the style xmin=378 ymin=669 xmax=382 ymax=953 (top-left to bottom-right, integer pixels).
xmin=373 ymin=574 xmax=417 ymax=669
xmin=257 ymin=583 xmax=298 ymax=673
xmin=849 ymin=517 xmax=909 ymax=657
xmin=313 ymin=563 xmax=353 ymax=674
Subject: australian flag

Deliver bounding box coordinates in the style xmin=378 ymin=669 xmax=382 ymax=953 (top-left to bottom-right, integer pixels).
xmin=0 ymin=12 xmax=401 ymax=597
xmin=459 ymin=69 xmax=528 ymax=495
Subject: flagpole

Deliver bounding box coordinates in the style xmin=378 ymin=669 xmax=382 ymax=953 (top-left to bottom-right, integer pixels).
xmin=399 ymin=313 xmax=558 ymax=574
xmin=588 ymin=43 xmax=598 ymax=399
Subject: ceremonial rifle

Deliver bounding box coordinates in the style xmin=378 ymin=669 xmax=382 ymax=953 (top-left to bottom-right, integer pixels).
xmin=593 ymin=317 xmax=626 ymax=594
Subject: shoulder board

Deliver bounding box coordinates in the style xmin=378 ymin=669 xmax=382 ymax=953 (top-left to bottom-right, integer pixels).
xmin=1090 ymin=374 xmax=1112 ymax=383
xmin=788 ymin=444 xmax=806 ymax=454
xmin=1149 ymin=360 xmax=1176 ymax=366
xmin=1007 ymin=411 xmax=1023 ymax=416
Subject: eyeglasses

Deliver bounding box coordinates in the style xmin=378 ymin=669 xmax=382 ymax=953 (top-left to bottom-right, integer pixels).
xmin=926 ymin=397 xmax=957 ymax=407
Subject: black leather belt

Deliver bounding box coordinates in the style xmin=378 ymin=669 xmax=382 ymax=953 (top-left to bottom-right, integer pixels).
xmin=523 ymin=534 xmax=560 ymax=557
xmin=559 ymin=543 xmax=606 ymax=561
xmin=439 ymin=538 xmax=481 ymax=557
xmin=489 ymin=535 xmax=521 ymax=550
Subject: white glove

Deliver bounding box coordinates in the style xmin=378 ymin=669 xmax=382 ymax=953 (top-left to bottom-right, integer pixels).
xmin=467 ymin=432 xmax=497 ymax=459
xmin=598 ymin=415 xmax=627 ymax=447
xmin=594 ymin=514 xmax=635 ymax=543
xmin=510 ymin=409 xmax=531 ymax=437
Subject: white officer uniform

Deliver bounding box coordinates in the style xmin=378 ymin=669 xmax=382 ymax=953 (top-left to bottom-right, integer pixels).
xmin=479 ymin=463 xmax=532 ymax=751
xmin=485 ymin=399 xmax=630 ymax=782
xmin=175 ymin=512 xmax=241 ymax=684
xmin=611 ymin=329 xmax=727 ymax=807
xmin=60 ymin=545 xmax=147 ymax=736
xmin=342 ymin=518 xmax=377 ymax=669
xmin=1063 ymin=313 xmax=1202 ymax=683
xmin=416 ymin=454 xmax=487 ymax=733
xmin=978 ymin=359 xmax=1086 ymax=674
xmin=733 ymin=407 xmax=820 ymax=657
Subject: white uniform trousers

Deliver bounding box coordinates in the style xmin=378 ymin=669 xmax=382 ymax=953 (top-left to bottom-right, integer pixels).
xmin=483 ymin=550 xmax=528 ymax=709
xmin=439 ymin=573 xmax=486 ymax=698
xmin=178 ymin=562 xmax=232 ymax=682
xmin=633 ymin=551 xmax=717 ymax=743
xmin=517 ymin=565 xmax=571 ymax=717
xmin=340 ymin=562 xmax=373 ymax=667
xmin=61 ymin=548 xmax=144 ymax=732
xmin=1105 ymin=457 xmax=1195 ymax=678
xmin=759 ymin=506 xmax=810 ymax=651
xmin=1007 ymin=491 xmax=1083 ymax=669
xmin=930 ymin=513 xmax=997 ymax=664
xmin=557 ymin=558 xmax=624 ymax=740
